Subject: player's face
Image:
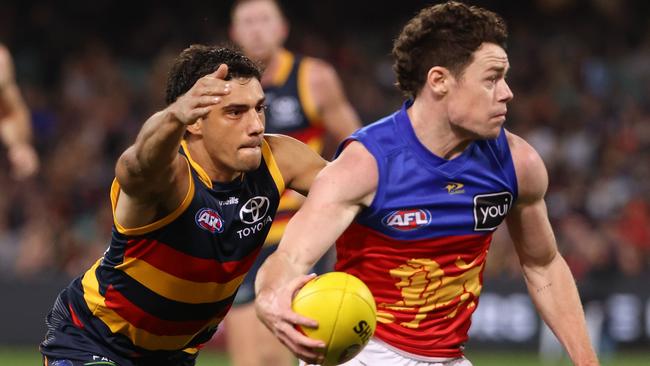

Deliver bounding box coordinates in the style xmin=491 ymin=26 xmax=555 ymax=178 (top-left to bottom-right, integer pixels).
xmin=201 ymin=77 xmax=266 ymax=178
xmin=445 ymin=43 xmax=513 ymax=139
xmin=230 ymin=0 xmax=288 ymax=63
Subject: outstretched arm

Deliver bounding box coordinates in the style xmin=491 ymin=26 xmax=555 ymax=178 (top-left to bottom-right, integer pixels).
xmin=505 ymin=131 xmax=599 ymax=366
xmin=255 ymin=141 xmax=377 ymax=364
xmin=114 ymin=64 xmax=230 ymax=228
xmin=307 ymin=59 xmax=361 ymax=142
xmin=0 ymin=45 xmax=39 ymax=179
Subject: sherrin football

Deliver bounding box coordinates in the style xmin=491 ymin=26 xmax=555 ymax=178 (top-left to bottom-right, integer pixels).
xmin=292 ymin=272 xmax=377 ymax=366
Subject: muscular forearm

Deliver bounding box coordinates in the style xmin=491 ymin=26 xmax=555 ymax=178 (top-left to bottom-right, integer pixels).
xmin=129 ymin=109 xmax=187 ymax=175
xmin=523 ymin=254 xmax=599 ymax=365
xmin=256 ymin=249 xmax=309 ymax=298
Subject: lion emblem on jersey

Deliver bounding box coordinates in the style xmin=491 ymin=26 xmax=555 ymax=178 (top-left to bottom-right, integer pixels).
xmin=376 ymin=256 xmax=485 ymax=329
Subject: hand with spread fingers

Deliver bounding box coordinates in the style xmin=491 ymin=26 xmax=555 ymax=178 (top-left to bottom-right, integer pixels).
xmin=168 ymin=63 xmax=231 ymax=125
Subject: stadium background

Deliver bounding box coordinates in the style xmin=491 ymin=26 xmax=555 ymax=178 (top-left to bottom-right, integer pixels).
xmin=0 ymin=0 xmax=648 ymax=364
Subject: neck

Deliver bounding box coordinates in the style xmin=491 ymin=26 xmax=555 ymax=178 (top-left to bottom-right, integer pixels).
xmin=408 ymin=97 xmax=472 ymax=160
xmin=260 ymin=48 xmax=287 ymax=86
xmin=184 ymin=139 xmax=241 ymax=183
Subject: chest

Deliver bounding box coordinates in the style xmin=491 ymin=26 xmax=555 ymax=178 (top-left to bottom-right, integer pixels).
xmin=361 ymin=151 xmax=516 ymax=239
xmin=263 ymin=85 xmax=310 ymax=132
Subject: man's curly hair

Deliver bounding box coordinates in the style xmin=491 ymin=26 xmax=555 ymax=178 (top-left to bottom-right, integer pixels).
xmin=392 ymin=1 xmax=508 ymax=99
xmin=165 ymin=44 xmax=262 ymax=105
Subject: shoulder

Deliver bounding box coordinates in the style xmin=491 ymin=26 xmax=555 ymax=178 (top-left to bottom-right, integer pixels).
xmin=334 ymin=140 xmax=377 ymax=174
xmin=264 ymin=133 xmax=326 ymax=180
xmin=325 ymin=141 xmax=378 ymax=204
xmin=302 ymin=57 xmax=340 ymax=89
xmin=505 ymin=130 xmax=548 ymax=204
xmin=265 ymin=133 xmax=313 ymax=158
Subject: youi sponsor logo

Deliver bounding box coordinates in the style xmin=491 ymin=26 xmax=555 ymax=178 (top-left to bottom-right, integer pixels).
xmin=473 ymin=192 xmax=513 ymax=231
xmin=382 ymin=209 xmax=432 ymax=231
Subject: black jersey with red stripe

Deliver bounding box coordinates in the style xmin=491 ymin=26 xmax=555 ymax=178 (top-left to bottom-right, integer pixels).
xmin=44 ymin=139 xmax=284 ymax=360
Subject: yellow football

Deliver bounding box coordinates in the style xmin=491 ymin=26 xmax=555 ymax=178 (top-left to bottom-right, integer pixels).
xmin=292 ymin=272 xmax=376 ymax=366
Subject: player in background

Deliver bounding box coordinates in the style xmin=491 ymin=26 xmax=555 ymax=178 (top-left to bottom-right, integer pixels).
xmin=228 ymin=1 xmax=361 ymax=365
xmin=0 ymin=44 xmax=39 ymax=179
xmin=255 ymin=2 xmax=599 ymax=366
xmin=40 ymin=45 xmax=327 ymax=366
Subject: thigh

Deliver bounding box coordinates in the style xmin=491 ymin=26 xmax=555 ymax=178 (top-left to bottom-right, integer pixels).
xmin=334 ymin=340 xmax=473 ymax=366
xmin=41 ymin=291 xmax=125 ymax=366
xmin=224 ymin=303 xmax=259 ymax=364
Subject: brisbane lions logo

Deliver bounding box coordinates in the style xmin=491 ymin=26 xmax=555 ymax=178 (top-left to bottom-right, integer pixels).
xmin=376 ymin=256 xmax=485 ymax=329
xmin=195 ymin=208 xmax=224 ymax=234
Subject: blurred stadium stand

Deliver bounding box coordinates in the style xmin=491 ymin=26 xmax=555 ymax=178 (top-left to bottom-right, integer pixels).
xmin=0 ymin=0 xmax=648 ymax=357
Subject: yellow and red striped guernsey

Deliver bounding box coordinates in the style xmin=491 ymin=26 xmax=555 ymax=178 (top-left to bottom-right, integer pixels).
xmin=263 ymin=49 xmax=325 ymax=244
xmin=65 ymin=139 xmax=283 ymax=356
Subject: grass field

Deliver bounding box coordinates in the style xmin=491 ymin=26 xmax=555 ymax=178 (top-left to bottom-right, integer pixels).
xmin=4 ymin=347 xmax=648 ymax=365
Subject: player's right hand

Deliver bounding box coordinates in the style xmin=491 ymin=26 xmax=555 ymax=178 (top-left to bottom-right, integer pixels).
xmin=167 ymin=64 xmax=231 ymax=125
xmin=255 ymin=274 xmax=326 ymax=365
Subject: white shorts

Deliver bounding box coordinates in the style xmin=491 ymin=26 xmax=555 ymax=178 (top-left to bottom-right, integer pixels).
xmin=300 ymin=338 xmax=473 ymax=366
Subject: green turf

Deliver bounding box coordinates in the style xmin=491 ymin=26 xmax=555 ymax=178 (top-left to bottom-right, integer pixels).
xmin=4 ymin=347 xmax=647 ymax=365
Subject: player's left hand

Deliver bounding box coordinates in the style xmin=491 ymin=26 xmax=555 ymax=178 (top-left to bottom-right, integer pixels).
xmin=256 ymin=273 xmax=326 ymax=365
xmin=8 ymin=143 xmax=39 ymax=180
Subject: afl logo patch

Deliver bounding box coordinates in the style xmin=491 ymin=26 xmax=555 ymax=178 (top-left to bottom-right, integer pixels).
xmin=382 ymin=209 xmax=431 ymax=231
xmin=240 ymin=196 xmax=270 ymax=224
xmin=49 ymin=361 xmax=74 ymax=366
xmin=195 ymin=208 xmax=224 ymax=233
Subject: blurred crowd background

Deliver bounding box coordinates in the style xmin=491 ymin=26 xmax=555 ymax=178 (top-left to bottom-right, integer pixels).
xmin=0 ymin=0 xmax=648 ymax=294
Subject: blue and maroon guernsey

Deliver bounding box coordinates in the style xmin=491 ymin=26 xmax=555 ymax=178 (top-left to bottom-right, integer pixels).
xmin=335 ymin=100 xmax=518 ymax=358
xmin=55 ymin=139 xmax=283 ymax=358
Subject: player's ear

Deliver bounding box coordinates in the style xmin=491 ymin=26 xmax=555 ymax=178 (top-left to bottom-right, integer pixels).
xmin=186 ymin=118 xmax=203 ymax=136
xmin=426 ymin=66 xmax=449 ymax=97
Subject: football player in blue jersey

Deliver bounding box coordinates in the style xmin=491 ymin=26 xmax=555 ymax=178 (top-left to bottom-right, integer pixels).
xmin=227 ymin=1 xmax=361 ymax=365
xmin=40 ymin=45 xmax=327 ymax=366
xmin=255 ymin=2 xmax=599 ymax=366
xmin=0 ymin=43 xmax=39 ymax=180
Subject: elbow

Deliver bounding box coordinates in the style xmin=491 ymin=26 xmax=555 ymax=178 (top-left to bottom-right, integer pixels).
xmin=520 ymin=247 xmax=560 ymax=273
xmin=116 ymin=148 xmax=142 ymax=183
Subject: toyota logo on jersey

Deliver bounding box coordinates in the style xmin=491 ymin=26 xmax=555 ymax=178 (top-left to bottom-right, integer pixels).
xmin=239 ymin=196 xmax=270 ymax=224
xmin=195 ymin=208 xmax=224 ymax=233
xmin=382 ymin=209 xmax=432 ymax=231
